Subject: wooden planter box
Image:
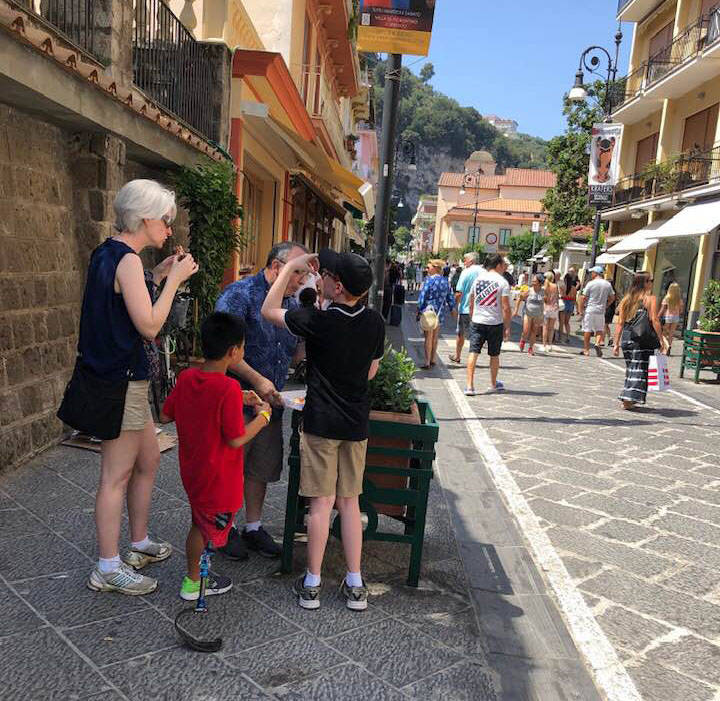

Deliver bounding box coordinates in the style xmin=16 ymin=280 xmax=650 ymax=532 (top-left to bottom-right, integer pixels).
xmin=281 ymin=400 xmax=439 ymax=586
xmin=681 ymin=329 xmax=720 ymax=383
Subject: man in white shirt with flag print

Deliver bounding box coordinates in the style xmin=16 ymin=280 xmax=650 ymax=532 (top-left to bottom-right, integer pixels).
xmin=466 ymin=254 xmax=512 ymax=396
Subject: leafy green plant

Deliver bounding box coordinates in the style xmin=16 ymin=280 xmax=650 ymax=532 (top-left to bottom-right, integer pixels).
xmin=698 ymin=279 xmax=720 ymax=332
xmin=545 ymin=228 xmax=571 ymax=261
xmin=460 ymin=241 xmax=486 ymax=258
xmin=507 ymin=230 xmax=542 ymax=265
xmin=369 ymin=345 xmax=417 ymax=414
xmin=174 ymin=160 xmax=246 ymax=349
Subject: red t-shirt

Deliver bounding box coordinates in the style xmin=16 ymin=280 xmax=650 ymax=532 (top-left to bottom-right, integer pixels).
xmin=162 ymin=368 xmax=245 ymax=512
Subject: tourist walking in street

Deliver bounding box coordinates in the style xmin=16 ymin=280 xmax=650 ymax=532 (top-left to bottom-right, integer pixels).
xmin=82 ymin=179 xmax=198 ymax=595
xmin=465 ymin=254 xmax=511 ymax=395
xmin=417 ymin=259 xmax=456 ymax=369
xmin=659 ymin=282 xmax=685 ymax=355
xmin=261 ymin=249 xmax=384 ymax=611
xmin=215 ymin=241 xmax=308 ymax=560
xmin=542 ymin=271 xmax=560 ymax=353
xmin=406 ymin=261 xmax=417 ymax=293
xmin=577 ymin=265 xmax=614 ymax=357
xmin=514 ymin=273 xmax=545 ymax=355
xmin=613 ymin=271 xmax=666 ymax=410
xmin=448 ymin=251 xmax=482 ymax=364
xmin=559 ymin=267 xmax=579 ymax=343
xmin=415 ymin=262 xmax=424 ymax=290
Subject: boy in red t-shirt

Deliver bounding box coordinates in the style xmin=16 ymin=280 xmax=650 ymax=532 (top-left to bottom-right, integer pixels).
xmin=160 ymin=312 xmax=272 ymax=600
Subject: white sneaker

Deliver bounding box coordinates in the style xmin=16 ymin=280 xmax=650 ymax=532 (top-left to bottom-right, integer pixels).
xmin=488 ymin=380 xmax=505 ymax=393
xmin=122 ymin=539 xmax=173 ymax=570
xmin=464 ymin=387 xmax=477 ymax=396
xmin=87 ymin=563 xmax=157 ymax=595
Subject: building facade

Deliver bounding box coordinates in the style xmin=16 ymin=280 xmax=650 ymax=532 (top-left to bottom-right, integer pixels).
xmin=411 ymin=195 xmax=437 ymax=254
xmin=433 ymin=151 xmax=555 ymax=256
xmin=483 ymin=114 xmax=519 ymax=138
xmin=601 ymin=0 xmax=720 ymax=325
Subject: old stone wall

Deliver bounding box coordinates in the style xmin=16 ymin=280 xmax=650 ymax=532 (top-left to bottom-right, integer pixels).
xmin=0 ymin=102 xmax=188 ymax=473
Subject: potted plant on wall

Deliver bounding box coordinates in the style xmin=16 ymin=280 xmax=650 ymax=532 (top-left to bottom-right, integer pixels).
xmin=698 ymin=279 xmax=720 ymax=334
xmin=681 ymin=279 xmax=720 ymax=382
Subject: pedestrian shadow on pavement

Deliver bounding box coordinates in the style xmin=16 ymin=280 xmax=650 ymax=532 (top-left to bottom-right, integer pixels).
xmin=629 ymin=406 xmax=699 ymax=418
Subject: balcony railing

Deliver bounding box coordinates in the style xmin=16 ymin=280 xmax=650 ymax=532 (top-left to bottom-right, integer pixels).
xmin=303 ymin=67 xmax=348 ymax=162
xmin=17 ymin=0 xmax=96 ymax=56
xmin=608 ymin=62 xmax=648 ymax=112
xmin=132 ymin=0 xmax=214 ymax=139
xmin=606 ymin=145 xmax=720 ymax=208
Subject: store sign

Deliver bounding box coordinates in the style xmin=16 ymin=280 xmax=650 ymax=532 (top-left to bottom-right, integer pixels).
xmin=357 ymin=0 xmax=437 ymax=56
xmin=588 ymin=123 xmax=623 ymax=207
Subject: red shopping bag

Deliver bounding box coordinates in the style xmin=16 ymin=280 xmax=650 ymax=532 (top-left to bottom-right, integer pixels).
xmin=648 ymin=351 xmax=670 ymax=392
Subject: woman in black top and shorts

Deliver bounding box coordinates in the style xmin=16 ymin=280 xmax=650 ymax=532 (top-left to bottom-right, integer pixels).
xmin=80 ymin=179 xmax=198 ymax=595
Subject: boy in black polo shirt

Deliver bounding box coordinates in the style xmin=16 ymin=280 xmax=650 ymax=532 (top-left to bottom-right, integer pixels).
xmin=261 ymin=249 xmax=384 ymax=610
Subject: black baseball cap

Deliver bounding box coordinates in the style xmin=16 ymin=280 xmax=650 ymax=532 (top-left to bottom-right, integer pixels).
xmin=318 ymin=248 xmax=374 ymax=297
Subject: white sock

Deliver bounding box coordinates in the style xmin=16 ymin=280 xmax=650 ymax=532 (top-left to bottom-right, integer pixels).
xmin=98 ymin=555 xmax=121 ymax=574
xmin=131 ymin=536 xmax=151 ymax=551
xmin=346 ymin=571 xmax=363 ymax=587
xmin=245 ymin=521 xmax=261 ymax=532
xmin=304 ymin=570 xmax=321 ymax=587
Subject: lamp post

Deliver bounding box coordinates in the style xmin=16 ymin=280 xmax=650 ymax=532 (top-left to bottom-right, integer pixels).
xmin=459 ymin=166 xmax=484 ymax=247
xmin=568 ymin=25 xmax=623 ymax=268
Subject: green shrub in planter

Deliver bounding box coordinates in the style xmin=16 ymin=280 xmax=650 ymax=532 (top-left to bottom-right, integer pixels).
xmin=368 ymin=345 xmax=417 ymax=413
xmin=699 ymin=279 xmax=720 ymax=332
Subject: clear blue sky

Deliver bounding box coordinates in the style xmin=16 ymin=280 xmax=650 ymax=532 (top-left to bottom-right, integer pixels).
xmin=403 ymin=0 xmax=632 ymax=141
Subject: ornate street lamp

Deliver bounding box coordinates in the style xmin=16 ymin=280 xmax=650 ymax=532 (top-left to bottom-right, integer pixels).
xmin=567 ymin=26 xmax=623 ymax=267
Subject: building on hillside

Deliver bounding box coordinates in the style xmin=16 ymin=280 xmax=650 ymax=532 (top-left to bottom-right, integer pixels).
xmin=171 ymin=0 xmax=374 ymax=278
xmin=0 ymin=0 xmax=230 ymax=470
xmin=411 ymin=195 xmax=437 ymax=254
xmin=433 ymin=151 xmax=556 ymax=257
xmin=483 ymin=114 xmax=519 ymax=138
xmin=600 ymin=0 xmax=720 ymax=325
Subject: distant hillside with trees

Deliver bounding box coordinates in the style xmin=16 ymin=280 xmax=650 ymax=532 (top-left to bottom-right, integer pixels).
xmin=368 ymin=55 xmax=549 ymax=224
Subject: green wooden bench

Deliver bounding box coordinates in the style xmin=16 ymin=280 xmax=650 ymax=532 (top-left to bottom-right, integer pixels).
xmin=680 ymin=329 xmax=720 ymax=383
xmin=280 ymin=400 xmax=439 ymax=587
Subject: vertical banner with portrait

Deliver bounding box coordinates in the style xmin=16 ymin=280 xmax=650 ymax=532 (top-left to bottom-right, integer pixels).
xmin=588 ymin=123 xmax=624 ymax=207
xmin=357 ymin=0 xmax=437 ymax=56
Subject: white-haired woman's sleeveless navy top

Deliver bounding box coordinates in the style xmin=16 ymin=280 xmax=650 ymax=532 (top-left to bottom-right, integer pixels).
xmin=77 ymin=238 xmax=149 ymax=381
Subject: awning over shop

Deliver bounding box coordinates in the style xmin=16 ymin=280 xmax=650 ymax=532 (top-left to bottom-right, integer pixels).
xmin=653 ymin=199 xmax=720 ymax=239
xmin=605 ymin=220 xmax=665 ymax=254
xmin=596 ymin=252 xmax=629 ymax=265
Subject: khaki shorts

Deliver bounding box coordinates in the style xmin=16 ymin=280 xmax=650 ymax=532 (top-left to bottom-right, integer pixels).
xmin=120 ymin=380 xmax=152 ymax=431
xmin=299 ymin=432 xmax=368 ymax=498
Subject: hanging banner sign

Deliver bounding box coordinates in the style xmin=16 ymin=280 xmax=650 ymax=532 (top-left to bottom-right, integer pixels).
xmin=357 ymin=0 xmax=437 ymax=56
xmin=588 ymin=122 xmax=623 ymax=207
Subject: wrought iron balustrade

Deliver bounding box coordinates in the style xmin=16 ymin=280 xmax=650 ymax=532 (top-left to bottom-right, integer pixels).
xmin=646 ymin=18 xmax=705 ymax=86
xmin=608 ymin=63 xmax=647 ymax=112
xmin=16 ymin=0 xmax=96 ymax=56
xmin=132 ymin=0 xmax=214 ymax=139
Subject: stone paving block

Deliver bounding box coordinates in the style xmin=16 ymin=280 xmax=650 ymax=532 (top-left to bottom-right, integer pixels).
xmin=449 ymin=490 xmax=526 ymax=547
xmin=653 ymin=512 xmax=720 ymax=543
xmin=485 ymin=652 xmax=600 ymax=701
xmin=401 ymin=607 xmax=488 ymax=658
xmin=672 ymin=484 xmax=720 ymax=507
xmin=548 ymin=526 xmax=674 ymax=578
xmin=625 ymin=461 xmax=718 ymax=488
xmin=612 ymin=468 xmax=677 ymax=490
xmin=328 ymin=618 xmax=461 ymax=688
xmin=570 ymin=492 xmax=658 ymax=521
xmin=644 ymin=534 xmax=720 ymax=568
xmin=15 ymin=570 xmax=151 ymax=628
xmin=513 ymin=475 xmax=545 ymax=491
xmin=595 ymin=605 xmax=671 ymax=653
xmin=528 ymin=481 xmax=586 ymax=502
xmin=470 ymin=590 xmax=580 ymax=661
xmin=223 ymin=631 xmax=346 ymax=689
xmin=612 ymin=485 xmax=679 ymax=508
xmin=64 ymin=609 xmax=179 ymax=667
xmin=0 ymin=507 xmax=52 ymax=541
xmin=670 ymin=498 xmax=720 ymax=527
xmin=562 ymin=555 xmax=604 ymax=582
xmin=104 ymin=647 xmax=269 ymax=700
xmin=404 ymin=660 xmax=498 ymax=700
xmin=458 ymin=543 xmax=545 ymax=596
xmin=692 ymin=463 xmax=720 ymax=479
xmin=647 ymin=635 xmax=720 ymax=687
xmin=527 ymin=497 xmax=605 ymax=529
xmin=0 ymin=532 xmax=91 ymax=581
xmin=626 ymin=659 xmax=716 ymax=701
xmin=541 ymin=467 xmax=615 ymax=492
xmin=42 ymin=506 xmax=111 ymax=544
xmin=589 ymin=519 xmax=657 ymax=545
xmin=278 ymin=662 xmax=407 ymax=700
xmin=581 ymin=570 xmax=720 ymax=639
xmin=0 ymin=628 xmax=109 ymax=700
xmin=0 ymin=582 xmax=47 ymax=638
xmin=660 ymin=564 xmax=720 ymax=599
xmin=502 ymin=458 xmax=552 ymax=476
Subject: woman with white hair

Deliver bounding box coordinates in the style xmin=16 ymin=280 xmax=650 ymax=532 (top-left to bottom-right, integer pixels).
xmin=78 ymin=179 xmax=198 ymax=595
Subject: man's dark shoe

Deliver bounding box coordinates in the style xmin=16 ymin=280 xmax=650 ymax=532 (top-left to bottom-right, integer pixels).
xmin=217 ymin=526 xmax=249 ymax=561
xmin=242 ymin=526 xmax=282 ymax=558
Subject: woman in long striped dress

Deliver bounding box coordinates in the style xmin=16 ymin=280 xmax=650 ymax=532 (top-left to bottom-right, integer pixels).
xmin=613 ymin=272 xmax=666 ymax=410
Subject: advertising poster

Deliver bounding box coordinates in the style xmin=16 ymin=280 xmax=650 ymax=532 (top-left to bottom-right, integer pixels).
xmin=588 ymin=123 xmax=623 ymax=207
xmin=357 ymin=0 xmax=437 ymax=56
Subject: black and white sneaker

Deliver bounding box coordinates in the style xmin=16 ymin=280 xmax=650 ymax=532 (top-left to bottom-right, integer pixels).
xmin=242 ymin=526 xmax=282 ymax=558
xmin=217 ymin=527 xmax=249 ymax=561
xmin=293 ymin=574 xmax=321 ymax=610
xmin=340 ymin=579 xmax=368 ymax=611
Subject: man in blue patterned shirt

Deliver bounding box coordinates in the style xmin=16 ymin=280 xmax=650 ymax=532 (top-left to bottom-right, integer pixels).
xmin=215 ymin=241 xmax=308 ymax=558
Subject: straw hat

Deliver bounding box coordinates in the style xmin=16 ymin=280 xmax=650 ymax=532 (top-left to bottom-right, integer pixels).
xmin=428 ymin=259 xmax=445 ymax=269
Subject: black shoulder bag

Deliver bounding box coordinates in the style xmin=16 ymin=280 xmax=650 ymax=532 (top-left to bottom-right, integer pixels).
xmin=624 ymin=307 xmax=661 ymax=350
